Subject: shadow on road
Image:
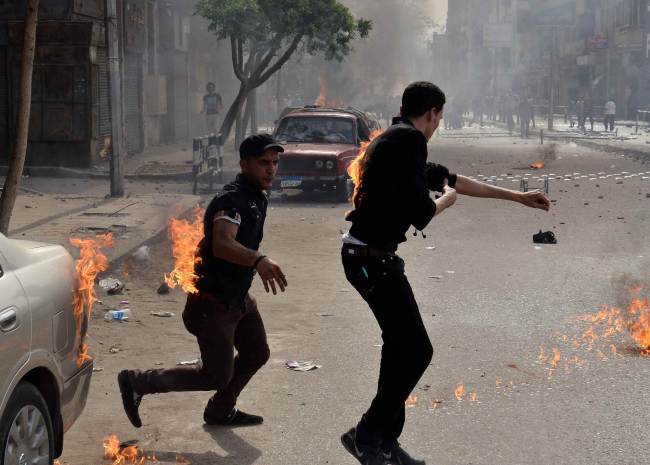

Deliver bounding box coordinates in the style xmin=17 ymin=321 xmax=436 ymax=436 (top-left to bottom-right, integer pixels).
xmin=144 ymin=427 xmax=262 ymax=464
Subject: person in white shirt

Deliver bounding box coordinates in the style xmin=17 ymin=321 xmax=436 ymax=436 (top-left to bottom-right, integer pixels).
xmin=604 ymin=99 xmax=616 ymax=131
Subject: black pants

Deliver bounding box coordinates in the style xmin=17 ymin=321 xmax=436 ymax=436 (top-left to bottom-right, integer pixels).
xmin=342 ymin=246 xmax=433 ymax=449
xmin=130 ymin=291 xmax=270 ymax=417
xmin=604 ymin=115 xmax=615 ymax=131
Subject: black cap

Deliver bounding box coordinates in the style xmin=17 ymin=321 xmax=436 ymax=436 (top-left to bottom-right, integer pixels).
xmin=239 ymin=134 xmax=284 ymax=159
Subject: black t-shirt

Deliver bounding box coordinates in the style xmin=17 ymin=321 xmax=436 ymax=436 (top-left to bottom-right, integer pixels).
xmin=346 ymin=117 xmax=457 ymax=252
xmin=195 ymin=174 xmax=267 ymax=302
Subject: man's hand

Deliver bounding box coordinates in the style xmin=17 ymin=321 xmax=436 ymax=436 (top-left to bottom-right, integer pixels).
xmin=518 ymin=190 xmax=551 ymax=211
xmin=434 ymin=182 xmax=457 ymax=216
xmin=255 ymin=257 xmax=288 ymax=295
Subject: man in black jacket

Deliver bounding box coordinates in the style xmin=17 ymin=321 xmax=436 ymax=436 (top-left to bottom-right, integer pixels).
xmin=340 ymin=82 xmax=550 ymax=465
xmin=118 ymin=134 xmax=287 ymax=428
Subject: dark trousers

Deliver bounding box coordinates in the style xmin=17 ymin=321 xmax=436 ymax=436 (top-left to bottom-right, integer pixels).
xmin=342 ymin=247 xmax=433 ymax=449
xmin=130 ymin=292 xmax=270 ymax=417
xmin=604 ymin=115 xmax=615 ymax=131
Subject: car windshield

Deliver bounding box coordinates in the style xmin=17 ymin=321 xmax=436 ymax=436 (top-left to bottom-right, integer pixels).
xmin=275 ymin=116 xmax=355 ymax=144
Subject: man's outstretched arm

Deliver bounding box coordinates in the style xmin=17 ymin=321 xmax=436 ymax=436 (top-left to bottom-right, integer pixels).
xmin=454 ymin=175 xmax=551 ymax=211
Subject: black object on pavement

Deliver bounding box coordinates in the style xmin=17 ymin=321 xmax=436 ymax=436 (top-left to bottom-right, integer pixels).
xmin=533 ymin=230 xmax=557 ymax=244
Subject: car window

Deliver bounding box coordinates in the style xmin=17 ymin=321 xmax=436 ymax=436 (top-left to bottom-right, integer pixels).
xmin=276 ymin=116 xmax=355 ymax=144
xmin=357 ymin=118 xmax=371 ymax=142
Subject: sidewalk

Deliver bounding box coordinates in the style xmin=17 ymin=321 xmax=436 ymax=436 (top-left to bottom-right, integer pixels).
xmin=7 ymin=192 xmax=199 ymax=263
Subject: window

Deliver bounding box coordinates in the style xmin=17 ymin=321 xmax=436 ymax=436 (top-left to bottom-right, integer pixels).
xmin=276 ymin=116 xmax=356 ymax=144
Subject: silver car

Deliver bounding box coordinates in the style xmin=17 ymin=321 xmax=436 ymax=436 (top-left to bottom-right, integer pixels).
xmin=0 ymin=233 xmax=93 ymax=465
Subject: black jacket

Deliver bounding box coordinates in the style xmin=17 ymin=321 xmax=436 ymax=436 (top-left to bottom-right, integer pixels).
xmin=195 ymin=174 xmax=267 ymax=302
xmin=346 ymin=117 xmax=457 ymax=252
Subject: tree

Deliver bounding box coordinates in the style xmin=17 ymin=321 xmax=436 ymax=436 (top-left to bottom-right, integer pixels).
xmin=0 ymin=0 xmax=39 ymax=235
xmin=195 ymin=0 xmax=372 ymax=145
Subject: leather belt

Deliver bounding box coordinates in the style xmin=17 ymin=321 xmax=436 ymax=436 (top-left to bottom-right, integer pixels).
xmin=342 ymin=243 xmax=395 ymax=257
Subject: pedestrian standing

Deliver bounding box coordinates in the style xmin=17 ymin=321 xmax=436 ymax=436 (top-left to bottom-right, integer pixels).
xmin=118 ymin=134 xmax=288 ymax=428
xmin=604 ymin=99 xmax=616 ymax=131
xmin=518 ymin=96 xmax=532 ymax=139
xmin=584 ymin=95 xmax=594 ymax=131
xmin=203 ymin=82 xmax=223 ymax=135
xmin=576 ymin=98 xmax=586 ymax=131
xmin=340 ymin=81 xmax=551 ymax=465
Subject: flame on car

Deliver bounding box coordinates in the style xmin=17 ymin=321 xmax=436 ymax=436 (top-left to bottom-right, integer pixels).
xmin=69 ymin=233 xmax=114 ymax=368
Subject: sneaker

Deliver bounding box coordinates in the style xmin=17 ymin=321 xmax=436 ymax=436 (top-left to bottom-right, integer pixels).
xmin=117 ymin=370 xmax=143 ymax=428
xmin=382 ymin=444 xmax=425 ymax=465
xmin=204 ymin=407 xmax=263 ymax=427
xmin=340 ymin=428 xmax=388 ymax=465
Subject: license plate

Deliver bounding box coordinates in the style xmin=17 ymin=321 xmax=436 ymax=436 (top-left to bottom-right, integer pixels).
xmin=281 ymin=177 xmax=302 ymax=188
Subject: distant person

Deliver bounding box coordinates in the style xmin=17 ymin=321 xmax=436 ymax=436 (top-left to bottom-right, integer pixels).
xmin=203 ymin=82 xmax=223 ymax=135
xmin=518 ymin=96 xmax=532 ymax=139
xmin=584 ymin=95 xmax=594 ymax=131
xmin=604 ymin=99 xmax=616 ymax=131
xmin=576 ymin=98 xmax=586 ymax=131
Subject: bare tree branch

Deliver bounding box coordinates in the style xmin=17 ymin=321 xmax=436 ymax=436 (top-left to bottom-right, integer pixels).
xmin=253 ymin=34 xmax=302 ymax=87
xmin=230 ymin=36 xmax=245 ymax=82
xmin=251 ymin=34 xmax=283 ymax=82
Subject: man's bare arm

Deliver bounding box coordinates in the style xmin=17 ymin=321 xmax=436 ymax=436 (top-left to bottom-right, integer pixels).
xmin=212 ymin=217 xmax=287 ymax=294
xmin=454 ymin=175 xmax=550 ymax=211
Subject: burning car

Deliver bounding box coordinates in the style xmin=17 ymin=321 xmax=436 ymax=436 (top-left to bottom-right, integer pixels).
xmin=0 ymin=233 xmax=93 ymax=465
xmin=273 ymin=106 xmax=381 ymax=202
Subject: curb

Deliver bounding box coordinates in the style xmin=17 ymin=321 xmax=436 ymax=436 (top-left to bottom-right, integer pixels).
xmin=0 ymin=165 xmax=195 ymax=182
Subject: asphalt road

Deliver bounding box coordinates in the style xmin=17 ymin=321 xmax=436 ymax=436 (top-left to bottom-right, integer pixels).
xmin=57 ymin=135 xmax=650 ymax=465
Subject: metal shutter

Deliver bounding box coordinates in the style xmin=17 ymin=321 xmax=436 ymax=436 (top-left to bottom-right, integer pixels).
xmin=0 ymin=47 xmax=7 ymax=158
xmin=123 ymin=52 xmax=142 ymax=153
xmin=96 ymin=47 xmax=112 ymax=139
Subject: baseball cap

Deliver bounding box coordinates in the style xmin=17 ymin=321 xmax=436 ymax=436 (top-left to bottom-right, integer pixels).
xmin=239 ymin=134 xmax=284 ymax=159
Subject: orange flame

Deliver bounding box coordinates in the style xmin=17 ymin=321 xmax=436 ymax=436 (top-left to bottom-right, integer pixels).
xmin=454 ymin=383 xmax=465 ymax=400
xmin=314 ymin=77 xmax=342 ymax=107
xmin=550 ymin=348 xmax=561 ymax=368
xmin=469 ymin=392 xmax=478 ymax=402
xmin=103 ymin=434 xmax=152 ymax=465
xmin=347 ymin=129 xmax=384 ymax=204
xmin=405 ymin=395 xmax=418 ymax=407
xmin=164 ymin=207 xmax=204 ymax=294
xmin=70 ymin=234 xmax=114 ymax=368
xmin=530 ymin=161 xmax=545 ymax=170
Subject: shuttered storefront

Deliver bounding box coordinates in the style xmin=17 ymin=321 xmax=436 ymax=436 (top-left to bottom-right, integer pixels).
xmin=94 ymin=47 xmax=112 ymax=140
xmin=123 ymin=53 xmax=143 ymax=153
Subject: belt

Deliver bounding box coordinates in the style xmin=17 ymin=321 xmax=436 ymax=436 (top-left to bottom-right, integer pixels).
xmin=342 ymin=243 xmax=395 ymax=257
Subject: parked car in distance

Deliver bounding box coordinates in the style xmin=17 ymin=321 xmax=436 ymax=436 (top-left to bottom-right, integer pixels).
xmin=273 ymin=106 xmax=381 ymax=202
xmin=0 ymin=233 xmax=93 ymax=465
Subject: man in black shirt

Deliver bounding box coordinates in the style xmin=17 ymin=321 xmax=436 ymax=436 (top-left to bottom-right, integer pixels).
xmin=118 ymin=134 xmax=287 ymax=428
xmin=341 ymin=82 xmax=550 ymax=465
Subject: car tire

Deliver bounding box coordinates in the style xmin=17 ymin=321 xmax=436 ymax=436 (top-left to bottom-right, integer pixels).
xmin=0 ymin=382 xmax=54 ymax=465
xmin=336 ymin=177 xmax=354 ymax=203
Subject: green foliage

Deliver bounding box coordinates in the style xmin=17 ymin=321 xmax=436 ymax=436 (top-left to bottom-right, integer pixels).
xmin=195 ymin=0 xmax=372 ymax=61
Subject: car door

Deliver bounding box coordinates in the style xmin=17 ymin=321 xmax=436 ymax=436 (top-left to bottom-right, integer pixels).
xmin=0 ymin=248 xmax=31 ymax=409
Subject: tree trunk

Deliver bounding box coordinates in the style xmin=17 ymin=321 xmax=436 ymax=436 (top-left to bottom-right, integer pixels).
xmin=0 ymin=0 xmax=39 ymax=235
xmin=250 ymin=88 xmax=258 ymax=134
xmin=220 ymin=83 xmax=248 ymax=147
xmin=235 ymin=109 xmax=243 ymax=149
xmin=241 ymin=93 xmax=253 ymax=140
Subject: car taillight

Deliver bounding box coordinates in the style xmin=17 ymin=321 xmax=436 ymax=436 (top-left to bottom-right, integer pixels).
xmin=326 ymin=161 xmax=335 ymax=170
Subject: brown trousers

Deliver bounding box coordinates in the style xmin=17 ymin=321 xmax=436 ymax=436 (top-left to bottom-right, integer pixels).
xmin=130 ymin=291 xmax=270 ymax=417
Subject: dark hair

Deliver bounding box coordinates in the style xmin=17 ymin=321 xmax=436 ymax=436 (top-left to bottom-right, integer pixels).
xmin=401 ymin=81 xmax=446 ymax=118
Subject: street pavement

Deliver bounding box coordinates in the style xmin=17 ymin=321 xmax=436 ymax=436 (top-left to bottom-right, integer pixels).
xmin=22 ymin=133 xmax=650 ymax=465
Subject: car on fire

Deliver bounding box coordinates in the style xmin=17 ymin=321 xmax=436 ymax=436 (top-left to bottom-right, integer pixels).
xmin=0 ymin=233 xmax=93 ymax=465
xmin=273 ymin=106 xmax=381 ymax=201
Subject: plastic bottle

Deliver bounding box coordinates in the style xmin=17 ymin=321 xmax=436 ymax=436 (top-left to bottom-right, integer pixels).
xmin=104 ymin=309 xmax=131 ymax=322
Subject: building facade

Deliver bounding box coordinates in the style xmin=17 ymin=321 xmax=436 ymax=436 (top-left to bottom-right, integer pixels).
xmin=1 ymin=0 xmax=230 ymax=167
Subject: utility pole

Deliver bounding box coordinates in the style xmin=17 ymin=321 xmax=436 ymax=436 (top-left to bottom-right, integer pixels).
xmin=106 ymin=0 xmax=124 ymax=197
xmin=548 ymin=28 xmax=557 ymax=131
xmin=0 ymin=0 xmax=40 ymax=235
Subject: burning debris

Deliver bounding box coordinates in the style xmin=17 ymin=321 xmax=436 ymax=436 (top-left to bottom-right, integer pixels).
xmin=164 ymin=207 xmax=204 ymax=294
xmin=103 ymin=435 xmax=159 ymax=465
xmin=454 ymin=383 xmax=465 ymax=401
xmin=70 ymin=234 xmax=114 ymax=368
xmin=405 ymin=395 xmax=418 ymax=408
xmin=314 ymin=77 xmax=342 ymax=107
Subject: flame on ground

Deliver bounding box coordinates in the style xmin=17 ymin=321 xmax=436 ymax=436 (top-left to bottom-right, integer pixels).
xmin=405 ymin=395 xmax=418 ymax=408
xmin=164 ymin=207 xmax=205 ymax=294
xmin=530 ymin=160 xmax=545 ymax=169
xmin=347 ymin=129 xmax=384 ymax=204
xmin=103 ymin=434 xmax=161 ymax=465
xmin=70 ymin=234 xmax=114 ymax=368
xmin=454 ymin=383 xmax=465 ymax=400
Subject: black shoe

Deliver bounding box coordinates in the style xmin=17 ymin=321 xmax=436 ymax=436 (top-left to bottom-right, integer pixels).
xmin=117 ymin=370 xmax=143 ymax=428
xmin=341 ymin=428 xmax=388 ymax=465
xmin=382 ymin=444 xmax=425 ymax=465
xmin=204 ymin=407 xmax=263 ymax=427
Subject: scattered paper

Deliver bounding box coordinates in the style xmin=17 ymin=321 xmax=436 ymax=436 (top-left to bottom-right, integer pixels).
xmin=285 ymin=361 xmax=322 ymax=372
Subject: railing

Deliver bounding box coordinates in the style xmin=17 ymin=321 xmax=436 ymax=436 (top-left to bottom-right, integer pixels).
xmin=192 ymin=134 xmax=224 ymax=195
xmin=635 ymin=110 xmax=650 ymax=135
